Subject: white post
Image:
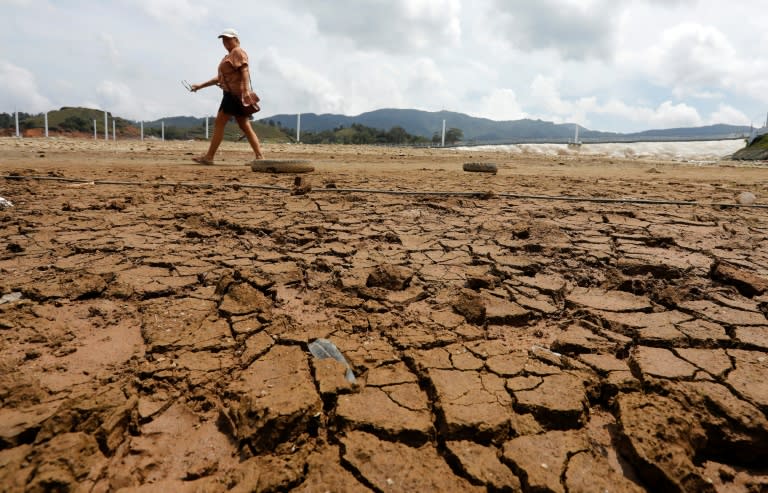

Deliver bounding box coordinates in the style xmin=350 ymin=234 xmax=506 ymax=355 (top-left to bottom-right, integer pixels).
xmin=112 ymin=120 xmax=116 ymax=141
xmin=93 ymin=119 xmax=97 ymax=140
xmin=297 ymin=113 xmax=301 ymax=143
xmin=205 ymin=117 xmax=209 ymax=139
xmin=104 ymin=111 xmax=108 ymax=140
xmin=161 ymin=121 xmax=165 ymax=141
xmin=441 ymin=119 xmax=446 ymax=147
xmin=44 ymin=112 xmax=49 ymax=138
xmin=140 ymin=121 xmax=144 ymax=141
xmin=15 ymin=111 xmax=20 ymax=138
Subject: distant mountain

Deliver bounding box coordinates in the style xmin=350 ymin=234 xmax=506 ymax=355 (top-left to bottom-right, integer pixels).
xmin=258 ymin=108 xmax=751 ymax=144
xmin=8 ymin=107 xmax=752 ymax=144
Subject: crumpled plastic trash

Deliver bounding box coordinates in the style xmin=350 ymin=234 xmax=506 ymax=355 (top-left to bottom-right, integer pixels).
xmin=0 ymin=292 xmax=22 ymax=305
xmin=308 ymin=338 xmax=356 ymax=384
xmin=0 ymin=197 xmax=13 ymax=210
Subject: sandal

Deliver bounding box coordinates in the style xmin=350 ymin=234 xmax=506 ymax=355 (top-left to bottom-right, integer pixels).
xmin=192 ymin=155 xmax=214 ymax=165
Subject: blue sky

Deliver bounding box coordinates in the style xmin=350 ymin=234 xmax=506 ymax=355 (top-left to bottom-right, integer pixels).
xmin=1 ymin=0 xmax=766 ymax=132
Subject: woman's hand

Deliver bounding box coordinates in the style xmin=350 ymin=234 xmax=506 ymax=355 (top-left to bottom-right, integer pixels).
xmin=190 ymin=84 xmax=202 ymax=92
xmin=241 ymin=91 xmax=257 ymax=105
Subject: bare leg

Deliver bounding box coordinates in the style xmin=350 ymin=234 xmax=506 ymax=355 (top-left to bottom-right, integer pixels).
xmin=235 ymin=115 xmax=264 ymax=159
xmin=201 ymin=111 xmax=230 ymax=161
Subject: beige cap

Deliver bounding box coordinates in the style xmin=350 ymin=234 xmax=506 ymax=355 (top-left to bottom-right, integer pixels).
xmin=218 ymin=28 xmax=239 ymax=39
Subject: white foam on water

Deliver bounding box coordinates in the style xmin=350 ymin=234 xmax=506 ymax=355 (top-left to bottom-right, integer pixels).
xmin=456 ymin=140 xmax=748 ymax=164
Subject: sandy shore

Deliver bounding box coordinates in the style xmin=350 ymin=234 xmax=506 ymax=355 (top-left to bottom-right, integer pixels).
xmin=1 ymin=137 xmax=767 ymax=492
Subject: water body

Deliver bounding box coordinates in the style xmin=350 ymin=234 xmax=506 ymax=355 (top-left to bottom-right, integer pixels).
xmin=456 ymin=139 xmax=748 ymax=164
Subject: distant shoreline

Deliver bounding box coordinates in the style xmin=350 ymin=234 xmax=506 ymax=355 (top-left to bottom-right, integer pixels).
xmin=449 ymin=136 xmax=748 ymax=147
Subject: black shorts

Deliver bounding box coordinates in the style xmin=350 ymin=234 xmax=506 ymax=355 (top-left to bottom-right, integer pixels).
xmin=219 ymin=91 xmax=248 ymax=117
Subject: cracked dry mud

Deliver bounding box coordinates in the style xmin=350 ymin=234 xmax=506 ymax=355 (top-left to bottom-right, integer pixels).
xmin=1 ymin=138 xmax=768 ymax=492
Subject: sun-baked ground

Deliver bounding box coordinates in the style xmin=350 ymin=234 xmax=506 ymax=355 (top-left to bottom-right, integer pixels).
xmin=1 ymin=137 xmax=767 ymax=492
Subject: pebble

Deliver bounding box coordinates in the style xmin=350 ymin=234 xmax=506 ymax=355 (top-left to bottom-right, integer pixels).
xmin=737 ymin=191 xmax=756 ymax=205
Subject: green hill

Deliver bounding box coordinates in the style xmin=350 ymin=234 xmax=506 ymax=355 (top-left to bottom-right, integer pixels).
xmin=731 ymin=134 xmax=768 ymax=160
xmin=5 ymin=107 xmax=292 ymax=142
xmin=23 ymin=107 xmax=132 ymax=134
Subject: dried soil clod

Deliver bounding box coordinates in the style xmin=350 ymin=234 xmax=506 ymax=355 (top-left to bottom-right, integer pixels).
xmin=711 ymin=260 xmax=768 ymax=297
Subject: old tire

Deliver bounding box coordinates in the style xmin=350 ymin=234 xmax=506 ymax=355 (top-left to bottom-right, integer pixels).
xmin=251 ymin=160 xmax=314 ymax=173
xmin=463 ymin=162 xmax=498 ymax=174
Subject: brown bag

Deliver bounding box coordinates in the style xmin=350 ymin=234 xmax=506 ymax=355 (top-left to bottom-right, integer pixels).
xmin=241 ymin=90 xmax=260 ymax=115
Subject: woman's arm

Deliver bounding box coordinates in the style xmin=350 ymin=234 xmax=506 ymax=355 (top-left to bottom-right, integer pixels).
xmin=190 ymin=77 xmax=219 ymax=92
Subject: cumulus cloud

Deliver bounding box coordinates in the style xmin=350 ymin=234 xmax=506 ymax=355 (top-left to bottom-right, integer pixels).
xmin=0 ymin=61 xmax=52 ymax=113
xmin=1 ymin=1 xmax=763 ymax=131
xmin=475 ymin=89 xmax=527 ymax=121
xmin=96 ymin=81 xmax=140 ymax=114
xmin=257 ymin=48 xmax=345 ymax=113
xmin=529 ymin=75 xmax=591 ymax=124
xmin=489 ymin=0 xmax=621 ymax=60
xmin=404 ymin=58 xmax=447 ymax=97
xmin=127 ymin=0 xmax=208 ymax=25
xmin=642 ymin=23 xmax=737 ymax=98
xmin=283 ymin=0 xmax=461 ymax=53
xmin=707 ymin=104 xmax=749 ymax=126
xmin=526 ymin=74 xmax=707 ymax=129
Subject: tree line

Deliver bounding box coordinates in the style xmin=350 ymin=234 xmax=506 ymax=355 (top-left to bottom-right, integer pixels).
xmin=264 ymin=121 xmax=464 ymax=145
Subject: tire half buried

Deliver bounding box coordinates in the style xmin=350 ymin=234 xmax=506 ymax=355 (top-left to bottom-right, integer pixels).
xmin=462 ymin=162 xmax=498 ymax=174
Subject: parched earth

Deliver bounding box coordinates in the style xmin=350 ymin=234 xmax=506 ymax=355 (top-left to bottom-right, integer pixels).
xmin=1 ymin=138 xmax=768 ymax=492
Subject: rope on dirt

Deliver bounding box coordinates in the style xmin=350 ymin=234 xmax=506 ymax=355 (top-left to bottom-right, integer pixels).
xmin=2 ymin=174 xmax=290 ymax=191
xmin=3 ymin=174 xmax=767 ymax=209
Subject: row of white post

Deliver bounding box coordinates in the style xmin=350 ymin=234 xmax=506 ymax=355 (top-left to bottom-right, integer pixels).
xmin=11 ymin=110 xmax=210 ymax=142
xmin=12 ymin=111 xmax=449 ymax=146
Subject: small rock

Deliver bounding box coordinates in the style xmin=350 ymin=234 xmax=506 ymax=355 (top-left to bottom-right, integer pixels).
xmin=736 ymin=191 xmax=756 ymax=205
xmin=0 ymin=292 xmax=22 ymax=304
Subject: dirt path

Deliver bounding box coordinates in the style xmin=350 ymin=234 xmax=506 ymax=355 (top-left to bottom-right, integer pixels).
xmin=1 ymin=137 xmax=767 ymax=492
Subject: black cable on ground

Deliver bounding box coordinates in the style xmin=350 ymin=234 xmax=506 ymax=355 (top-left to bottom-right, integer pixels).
xmin=3 ymin=174 xmax=767 ymax=209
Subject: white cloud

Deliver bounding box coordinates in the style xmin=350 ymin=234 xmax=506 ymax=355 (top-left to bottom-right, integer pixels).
xmin=641 ymin=101 xmax=702 ymax=128
xmin=490 ymin=0 xmax=621 ymax=60
xmin=282 ymin=0 xmax=461 ymax=53
xmin=475 ymin=89 xmax=527 ymax=121
xmin=0 ymin=61 xmax=52 ymax=113
xmin=99 ymin=33 xmax=121 ymax=67
xmin=707 ymin=104 xmax=749 ymax=126
xmin=257 ymin=48 xmax=345 ymax=114
xmin=590 ymin=100 xmax=702 ymax=129
xmin=527 ymin=74 xmax=707 ymax=129
xmin=643 ymin=23 xmax=737 ymax=98
xmin=1 ymin=0 xmax=765 ymax=132
xmin=529 ymin=75 xmax=592 ymax=125
xmin=127 ymin=0 xmax=208 ymax=25
xmin=96 ymin=81 xmax=140 ymax=116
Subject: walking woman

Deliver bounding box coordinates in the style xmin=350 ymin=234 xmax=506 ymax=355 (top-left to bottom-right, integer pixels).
xmin=190 ymin=28 xmax=264 ymax=164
